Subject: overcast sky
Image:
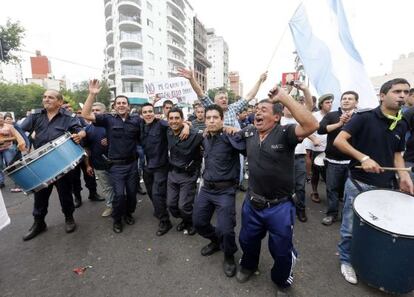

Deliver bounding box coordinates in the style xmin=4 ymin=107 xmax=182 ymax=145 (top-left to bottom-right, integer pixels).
xmin=2 ymin=0 xmax=414 ymax=98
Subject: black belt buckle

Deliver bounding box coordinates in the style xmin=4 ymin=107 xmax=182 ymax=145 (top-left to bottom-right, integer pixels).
xmin=249 ymin=195 xmax=268 ymax=210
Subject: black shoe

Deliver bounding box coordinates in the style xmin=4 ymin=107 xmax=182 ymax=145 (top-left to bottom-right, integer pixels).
xmin=88 ymin=192 xmax=105 ymax=201
xmin=223 ymin=255 xmax=237 ymax=277
xmin=236 ymin=266 xmax=254 ymax=283
xmin=200 ymin=241 xmax=220 ymax=256
xmin=113 ymin=221 xmax=123 ymax=233
xmin=23 ymin=220 xmax=47 ymax=241
xmin=0 ymin=183 xmax=4 ymax=189
xmin=238 ymin=184 xmax=247 ymax=192
xmin=74 ymin=193 xmax=82 ymax=208
xmin=156 ymin=220 xmax=172 ymax=236
xmin=124 ymin=214 xmax=135 ymax=225
xmin=137 ymin=187 xmax=147 ymax=195
xmin=297 ymin=208 xmax=308 ymax=222
xmin=65 ymin=216 xmax=77 ymax=233
xmin=176 ymin=220 xmax=186 ymax=232
xmin=185 ymin=224 xmax=197 ymax=236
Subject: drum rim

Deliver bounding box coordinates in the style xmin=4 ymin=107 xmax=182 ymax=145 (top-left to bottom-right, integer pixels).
xmin=352 ymin=188 xmax=414 ymax=239
xmin=3 ymin=133 xmax=72 ymax=174
xmin=22 ymin=153 xmax=85 ymax=194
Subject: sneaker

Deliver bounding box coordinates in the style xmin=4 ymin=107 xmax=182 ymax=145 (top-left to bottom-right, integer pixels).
xmin=341 ymin=263 xmax=358 ymax=284
xmin=321 ymin=215 xmax=337 ymax=226
xmin=101 ymin=207 xmax=112 ymax=217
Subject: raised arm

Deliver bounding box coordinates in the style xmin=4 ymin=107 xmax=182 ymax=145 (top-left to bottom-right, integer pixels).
xmin=245 ymin=71 xmax=267 ymax=101
xmin=177 ymin=67 xmax=204 ymax=98
xmin=294 ymin=82 xmax=313 ymax=111
xmin=268 ymin=86 xmax=318 ymax=139
xmin=81 ymin=79 xmax=101 ymax=122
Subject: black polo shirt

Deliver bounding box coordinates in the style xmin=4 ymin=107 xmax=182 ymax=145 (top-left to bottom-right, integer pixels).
xmin=403 ymin=107 xmax=414 ymax=162
xmin=140 ymin=119 xmax=169 ymax=169
xmin=318 ymin=108 xmax=353 ymax=161
xmin=343 ymin=106 xmax=407 ymax=188
xmin=242 ymin=124 xmax=299 ymax=199
xmin=20 ymin=108 xmax=83 ymax=149
xmin=202 ymin=132 xmax=246 ymax=182
xmin=167 ymin=128 xmax=203 ymax=170
xmin=95 ymin=113 xmax=141 ymax=160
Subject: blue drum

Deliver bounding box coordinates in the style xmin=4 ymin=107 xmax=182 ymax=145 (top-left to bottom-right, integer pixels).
xmin=351 ymin=189 xmax=414 ymax=294
xmin=4 ymin=133 xmax=85 ymax=194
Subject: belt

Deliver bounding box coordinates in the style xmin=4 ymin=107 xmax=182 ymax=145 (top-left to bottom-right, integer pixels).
xmin=103 ymin=155 xmax=136 ymax=165
xmin=170 ymin=164 xmax=197 ymax=174
xmin=203 ymin=180 xmax=237 ymax=191
xmin=248 ymin=189 xmax=291 ymax=210
xmin=294 ymin=154 xmax=306 ymax=159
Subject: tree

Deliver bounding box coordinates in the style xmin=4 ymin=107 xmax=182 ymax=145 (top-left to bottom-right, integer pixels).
xmin=0 ymin=19 xmax=25 ymax=64
xmin=0 ymin=83 xmax=45 ymax=118
xmin=207 ymin=87 xmax=237 ymax=104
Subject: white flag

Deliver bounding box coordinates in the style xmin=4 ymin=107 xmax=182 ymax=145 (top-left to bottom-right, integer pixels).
xmin=289 ymin=0 xmax=377 ymax=109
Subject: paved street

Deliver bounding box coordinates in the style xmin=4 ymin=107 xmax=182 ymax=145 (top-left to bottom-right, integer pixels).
xmin=0 ymin=178 xmax=413 ymax=297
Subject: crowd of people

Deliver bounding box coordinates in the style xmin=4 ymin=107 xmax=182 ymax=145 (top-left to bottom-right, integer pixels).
xmin=1 ymin=69 xmax=413 ymax=296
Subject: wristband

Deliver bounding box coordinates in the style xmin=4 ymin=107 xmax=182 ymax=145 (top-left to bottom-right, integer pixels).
xmin=360 ymin=156 xmax=370 ymax=163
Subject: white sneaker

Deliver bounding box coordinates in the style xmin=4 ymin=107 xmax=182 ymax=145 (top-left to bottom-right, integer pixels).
xmin=101 ymin=207 xmax=112 ymax=217
xmin=341 ymin=264 xmax=358 ymax=284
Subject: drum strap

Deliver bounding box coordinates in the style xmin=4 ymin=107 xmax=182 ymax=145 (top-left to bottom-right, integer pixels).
xmin=349 ymin=176 xmax=364 ymax=192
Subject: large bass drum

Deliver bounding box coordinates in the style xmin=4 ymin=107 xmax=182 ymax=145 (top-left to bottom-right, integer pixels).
xmin=351 ymin=189 xmax=414 ymax=294
xmin=4 ymin=133 xmax=85 ymax=194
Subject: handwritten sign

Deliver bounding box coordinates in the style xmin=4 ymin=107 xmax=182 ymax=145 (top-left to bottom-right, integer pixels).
xmin=144 ymin=77 xmax=198 ymax=104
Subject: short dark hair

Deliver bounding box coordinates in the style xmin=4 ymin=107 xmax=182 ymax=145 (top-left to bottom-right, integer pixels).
xmin=163 ymin=100 xmax=173 ymax=107
xmin=141 ymin=102 xmax=153 ymax=109
xmin=341 ymin=91 xmax=359 ymax=101
xmin=380 ymin=78 xmax=410 ymax=95
xmin=258 ymin=99 xmax=283 ymax=115
xmin=409 ymin=88 xmax=414 ymax=96
xmin=4 ymin=112 xmax=13 ymax=119
xmin=205 ymin=104 xmax=224 ymax=119
xmin=167 ymin=107 xmax=183 ymax=119
xmin=114 ymin=95 xmax=130 ymax=105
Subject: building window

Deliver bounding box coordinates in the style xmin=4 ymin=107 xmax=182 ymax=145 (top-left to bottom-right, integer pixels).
xmin=147 ymin=19 xmax=153 ymax=28
xmin=148 ymin=51 xmax=154 ymax=60
xmin=149 ymin=67 xmax=155 ymax=76
xmin=146 ymin=1 xmax=152 ymax=11
xmin=123 ymin=81 xmax=144 ymax=93
xmin=147 ymin=35 xmax=154 ymax=45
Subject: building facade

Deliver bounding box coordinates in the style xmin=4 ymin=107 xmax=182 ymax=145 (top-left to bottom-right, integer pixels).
xmin=193 ymin=16 xmax=211 ymax=93
xmin=104 ymin=0 xmax=195 ymax=104
xmin=206 ymin=28 xmax=229 ymax=90
xmin=229 ymin=71 xmax=242 ymax=97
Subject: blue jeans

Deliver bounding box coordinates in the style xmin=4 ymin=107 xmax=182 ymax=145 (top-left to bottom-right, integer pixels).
xmin=0 ymin=146 xmax=17 ymax=184
xmin=338 ymin=178 xmax=375 ymax=264
xmin=325 ymin=162 xmax=348 ymax=217
xmin=294 ymin=156 xmax=306 ymax=209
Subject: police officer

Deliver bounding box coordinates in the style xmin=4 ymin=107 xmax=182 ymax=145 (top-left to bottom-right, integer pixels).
xmin=82 ymin=79 xmax=140 ymax=233
xmin=166 ymin=107 xmax=203 ymax=235
xmin=334 ymin=78 xmax=413 ymax=285
xmin=236 ymin=86 xmax=318 ymax=297
xmin=20 ymin=89 xmax=85 ymax=241
xmin=193 ymin=104 xmax=246 ymax=278
xmin=140 ymin=102 xmax=190 ymax=236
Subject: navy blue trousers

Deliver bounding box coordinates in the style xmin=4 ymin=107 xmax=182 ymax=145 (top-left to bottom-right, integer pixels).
xmin=143 ymin=166 xmax=169 ymax=222
xmin=193 ymin=186 xmax=237 ymax=256
xmin=239 ymin=196 xmax=297 ymax=288
xmin=109 ymin=162 xmax=138 ymax=222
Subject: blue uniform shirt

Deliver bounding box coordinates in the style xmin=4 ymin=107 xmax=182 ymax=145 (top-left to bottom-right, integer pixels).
xmin=84 ymin=124 xmax=108 ymax=170
xmin=344 ymin=106 xmax=407 ymax=188
xmin=95 ymin=113 xmax=141 ymax=160
xmin=140 ymin=119 xmax=169 ymax=169
xmin=20 ymin=108 xmax=83 ymax=149
xmin=167 ymin=128 xmax=203 ymax=170
xmin=202 ymin=131 xmax=246 ymax=182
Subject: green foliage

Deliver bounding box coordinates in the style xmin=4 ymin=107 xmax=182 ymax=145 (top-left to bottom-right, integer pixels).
xmin=0 ymin=19 xmax=25 ymax=64
xmin=207 ymin=87 xmax=237 ymax=104
xmin=0 ymin=83 xmax=45 ymax=118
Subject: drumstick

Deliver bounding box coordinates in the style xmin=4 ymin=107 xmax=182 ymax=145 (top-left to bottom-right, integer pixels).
xmin=355 ymin=166 xmax=413 ymax=172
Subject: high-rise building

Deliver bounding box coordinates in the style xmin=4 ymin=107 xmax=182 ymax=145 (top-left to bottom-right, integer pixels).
xmin=193 ymin=16 xmax=211 ymax=93
xmin=229 ymin=71 xmax=243 ymax=97
xmin=104 ymin=0 xmax=195 ymax=104
xmin=206 ymin=28 xmax=229 ymax=90
xmin=30 ymin=50 xmax=51 ymax=79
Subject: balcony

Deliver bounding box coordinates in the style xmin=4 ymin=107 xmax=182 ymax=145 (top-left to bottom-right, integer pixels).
xmin=119 ymin=14 xmax=141 ymax=30
xmin=106 ymin=44 xmax=115 ymax=56
xmin=167 ymin=38 xmax=185 ymax=55
xmin=105 ymin=16 xmax=113 ymax=31
xmin=120 ymin=51 xmax=143 ymax=64
xmin=167 ymin=0 xmax=185 ymax=19
xmin=108 ymin=69 xmax=116 ymax=80
xmin=106 ymin=30 xmax=114 ymax=44
xmin=168 ymin=52 xmax=186 ymax=66
xmin=105 ymin=1 xmax=112 ymax=17
xmin=119 ymin=31 xmax=142 ymax=47
xmin=118 ymin=0 xmax=141 ymax=14
xmin=107 ymin=57 xmax=115 ymax=68
xmin=167 ymin=9 xmax=185 ymax=32
xmin=107 ymin=79 xmax=116 ymax=89
xmin=167 ymin=23 xmax=185 ymax=42
xmin=121 ymin=66 xmax=144 ymax=80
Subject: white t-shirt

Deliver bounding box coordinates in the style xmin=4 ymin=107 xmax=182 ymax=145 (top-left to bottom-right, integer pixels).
xmin=306 ymin=110 xmax=327 ymax=152
xmin=280 ymin=116 xmax=306 ymax=155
